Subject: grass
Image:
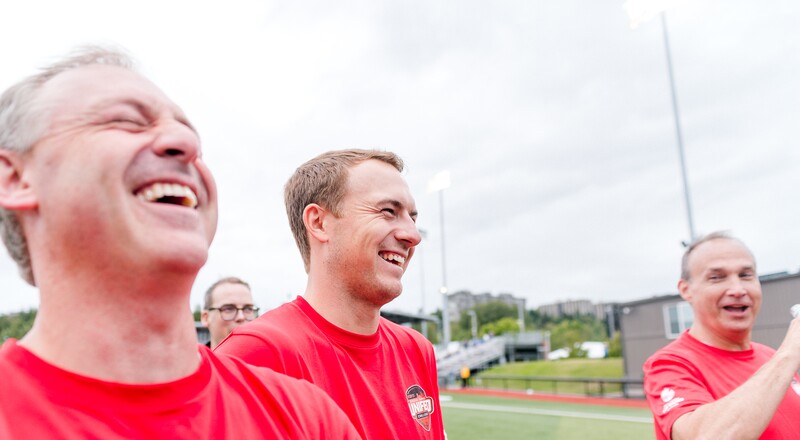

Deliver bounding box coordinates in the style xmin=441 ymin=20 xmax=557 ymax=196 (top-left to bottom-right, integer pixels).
xmin=482 ymin=358 xmax=624 ymax=376
xmin=474 ymin=358 xmax=627 ymax=395
xmin=440 ymin=392 xmax=655 ymax=440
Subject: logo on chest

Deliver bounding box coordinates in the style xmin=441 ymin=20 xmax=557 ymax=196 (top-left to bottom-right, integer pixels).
xmin=406 ymin=384 xmax=435 ymax=431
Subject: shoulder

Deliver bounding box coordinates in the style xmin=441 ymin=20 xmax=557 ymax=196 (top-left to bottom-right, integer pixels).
xmin=218 ymin=302 xmax=306 ymax=348
xmin=645 ymin=334 xmax=698 ymax=368
xmin=242 ymin=302 xmax=303 ymax=332
xmin=380 ymin=318 xmax=431 ymax=345
xmin=378 ymin=318 xmax=436 ymax=361
xmin=749 ymin=341 xmax=776 ymax=354
xmin=207 ymin=351 xmax=360 ymax=438
xmin=214 ymin=303 xmax=321 ymax=371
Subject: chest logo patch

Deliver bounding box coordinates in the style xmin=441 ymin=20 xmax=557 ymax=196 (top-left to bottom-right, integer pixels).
xmin=406 ymin=384 xmax=435 ymax=431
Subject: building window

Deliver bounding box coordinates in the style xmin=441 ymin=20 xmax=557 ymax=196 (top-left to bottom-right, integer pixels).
xmin=663 ymin=301 xmax=693 ymax=339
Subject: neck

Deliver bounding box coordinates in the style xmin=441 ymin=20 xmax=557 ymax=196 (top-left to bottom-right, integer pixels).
xmin=21 ymin=268 xmax=201 ymax=383
xmin=304 ymin=275 xmax=382 ymax=335
xmin=689 ymin=325 xmax=751 ymax=351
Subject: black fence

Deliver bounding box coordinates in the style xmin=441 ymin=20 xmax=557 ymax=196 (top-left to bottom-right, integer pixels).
xmin=471 ymin=375 xmax=645 ymax=399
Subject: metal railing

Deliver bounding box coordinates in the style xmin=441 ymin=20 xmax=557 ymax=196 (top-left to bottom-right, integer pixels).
xmin=472 ymin=375 xmax=645 ymax=399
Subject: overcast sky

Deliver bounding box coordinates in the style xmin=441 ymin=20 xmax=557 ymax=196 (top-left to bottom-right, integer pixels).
xmin=2 ymin=0 xmax=799 ymax=316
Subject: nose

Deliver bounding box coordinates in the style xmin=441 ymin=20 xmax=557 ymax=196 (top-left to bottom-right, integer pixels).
xmin=726 ymin=279 xmax=748 ymax=296
xmin=396 ymin=217 xmax=422 ymax=248
xmin=233 ymin=308 xmax=247 ymax=323
xmin=152 ymin=119 xmax=201 ymax=164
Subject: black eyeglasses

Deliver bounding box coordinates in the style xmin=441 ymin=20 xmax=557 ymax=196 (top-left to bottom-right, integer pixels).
xmin=208 ymin=305 xmax=259 ymax=321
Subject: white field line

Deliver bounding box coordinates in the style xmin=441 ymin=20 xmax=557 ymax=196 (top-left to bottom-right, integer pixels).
xmin=441 ymin=401 xmax=653 ymax=424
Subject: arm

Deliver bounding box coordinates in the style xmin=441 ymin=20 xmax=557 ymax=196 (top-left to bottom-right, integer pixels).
xmin=672 ymin=319 xmax=800 ymax=440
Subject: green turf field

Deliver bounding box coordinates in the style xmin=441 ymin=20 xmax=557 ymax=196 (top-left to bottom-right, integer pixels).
xmin=475 ymin=358 xmax=628 ymax=395
xmin=440 ymin=392 xmax=655 ymax=440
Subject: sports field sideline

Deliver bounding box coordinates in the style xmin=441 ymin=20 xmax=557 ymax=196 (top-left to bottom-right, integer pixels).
xmin=440 ymin=390 xmax=656 ymax=440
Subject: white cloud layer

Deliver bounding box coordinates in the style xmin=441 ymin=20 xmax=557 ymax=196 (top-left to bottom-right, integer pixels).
xmin=2 ymin=0 xmax=800 ymax=316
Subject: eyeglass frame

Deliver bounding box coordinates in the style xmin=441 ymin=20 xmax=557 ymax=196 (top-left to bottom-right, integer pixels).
xmin=206 ymin=304 xmax=260 ymax=321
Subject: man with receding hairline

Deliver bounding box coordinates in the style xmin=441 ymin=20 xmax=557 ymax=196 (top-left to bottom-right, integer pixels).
xmin=0 ymin=46 xmax=359 ymax=439
xmin=201 ymin=277 xmax=258 ymax=348
xmin=217 ymin=149 xmax=446 ymax=439
xmin=643 ymin=231 xmax=800 ymax=439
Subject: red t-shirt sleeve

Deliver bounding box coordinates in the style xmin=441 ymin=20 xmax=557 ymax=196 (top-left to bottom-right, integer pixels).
xmin=644 ymin=354 xmax=714 ymax=439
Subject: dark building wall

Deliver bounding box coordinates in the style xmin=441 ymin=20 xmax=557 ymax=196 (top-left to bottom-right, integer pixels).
xmin=619 ymin=272 xmax=800 ymax=379
xmin=619 ymin=294 xmax=681 ymax=379
xmin=752 ymin=273 xmax=799 ymax=347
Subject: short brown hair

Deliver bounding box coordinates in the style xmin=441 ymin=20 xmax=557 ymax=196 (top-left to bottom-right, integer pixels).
xmin=680 ymin=231 xmax=754 ymax=280
xmin=203 ymin=277 xmax=251 ymax=309
xmin=284 ymin=149 xmax=404 ymax=271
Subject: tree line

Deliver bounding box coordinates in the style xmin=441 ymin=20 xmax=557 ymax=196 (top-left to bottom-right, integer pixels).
xmin=0 ymin=309 xmax=36 ymax=341
xmin=431 ymin=301 xmax=621 ymax=358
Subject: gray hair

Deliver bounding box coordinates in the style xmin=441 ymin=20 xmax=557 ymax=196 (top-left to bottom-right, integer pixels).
xmin=0 ymin=45 xmax=137 ymax=285
xmin=680 ymin=230 xmax=754 ymax=280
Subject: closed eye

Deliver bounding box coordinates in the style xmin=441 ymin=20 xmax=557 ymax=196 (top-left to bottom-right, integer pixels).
xmin=382 ymin=208 xmax=396 ymax=216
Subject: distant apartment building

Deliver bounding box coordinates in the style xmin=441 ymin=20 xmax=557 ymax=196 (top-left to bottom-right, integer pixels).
xmin=537 ymin=299 xmax=607 ymax=320
xmin=446 ymin=290 xmax=526 ymax=322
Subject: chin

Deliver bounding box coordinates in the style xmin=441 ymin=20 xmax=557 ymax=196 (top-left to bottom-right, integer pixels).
xmin=155 ymin=245 xmax=209 ymax=274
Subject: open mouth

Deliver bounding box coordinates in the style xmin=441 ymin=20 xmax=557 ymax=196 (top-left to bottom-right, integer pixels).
xmin=379 ymin=251 xmax=406 ymax=267
xmin=723 ymin=305 xmax=749 ymax=313
xmin=135 ymin=182 xmax=198 ymax=209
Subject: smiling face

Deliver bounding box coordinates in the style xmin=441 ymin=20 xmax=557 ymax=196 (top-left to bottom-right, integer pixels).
xmin=323 ymin=159 xmax=421 ymax=306
xmin=21 ymin=64 xmax=217 ymax=281
xmin=679 ymin=238 xmax=761 ymax=350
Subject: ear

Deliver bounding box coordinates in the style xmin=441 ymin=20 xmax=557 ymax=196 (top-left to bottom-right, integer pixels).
xmin=677 ymin=279 xmax=691 ymax=302
xmin=200 ymin=310 xmax=210 ymax=326
xmin=303 ymin=203 xmax=331 ymax=245
xmin=0 ymin=150 xmax=37 ymax=211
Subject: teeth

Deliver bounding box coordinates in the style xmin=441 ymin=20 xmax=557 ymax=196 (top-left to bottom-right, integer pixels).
xmin=136 ymin=182 xmax=198 ymax=208
xmin=380 ymin=253 xmax=406 ymax=264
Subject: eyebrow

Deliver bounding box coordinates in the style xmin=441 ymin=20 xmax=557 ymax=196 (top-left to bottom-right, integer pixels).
xmin=380 ymin=199 xmax=418 ymax=218
xmin=705 ymin=264 xmax=756 ymax=274
xmin=94 ymin=97 xmax=198 ymax=135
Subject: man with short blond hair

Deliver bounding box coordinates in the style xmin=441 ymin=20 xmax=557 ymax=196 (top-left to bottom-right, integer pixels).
xmin=218 ymin=149 xmax=445 ymax=439
xmin=0 ymin=46 xmax=359 ymax=439
xmin=644 ymin=231 xmax=800 ymax=439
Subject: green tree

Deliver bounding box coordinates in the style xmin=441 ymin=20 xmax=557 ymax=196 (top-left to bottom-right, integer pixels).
xmin=455 ymin=301 xmax=521 ymax=338
xmin=474 ymin=301 xmax=519 ymax=325
xmin=547 ymin=315 xmax=608 ymax=358
xmin=607 ymin=332 xmax=622 ymax=357
xmin=193 ymin=305 xmax=202 ymax=322
xmin=0 ymin=309 xmax=37 ymax=341
xmin=480 ymin=316 xmax=519 ymax=336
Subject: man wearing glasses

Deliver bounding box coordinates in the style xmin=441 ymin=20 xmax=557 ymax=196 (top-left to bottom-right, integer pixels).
xmin=202 ymin=277 xmax=259 ymax=348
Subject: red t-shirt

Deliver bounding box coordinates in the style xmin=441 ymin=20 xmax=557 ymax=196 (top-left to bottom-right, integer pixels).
xmin=643 ymin=331 xmax=800 ymax=440
xmin=0 ymin=339 xmax=361 ymax=439
xmin=216 ymin=296 xmax=446 ymax=440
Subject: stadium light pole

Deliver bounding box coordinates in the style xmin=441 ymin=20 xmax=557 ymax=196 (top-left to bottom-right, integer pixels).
xmin=428 ymin=170 xmax=451 ymax=347
xmin=467 ymin=310 xmax=478 ymax=340
xmin=626 ymin=0 xmax=697 ymax=242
